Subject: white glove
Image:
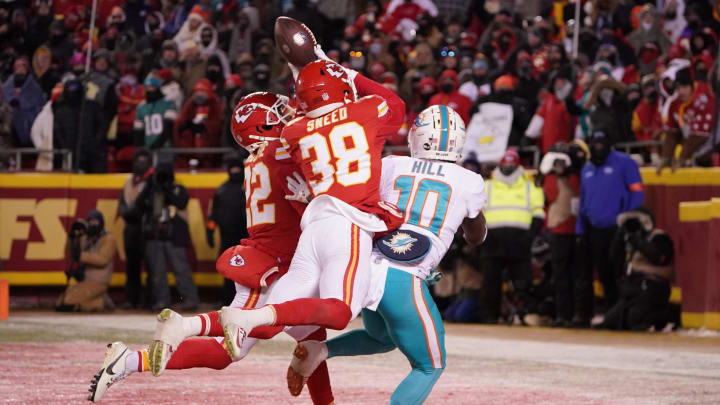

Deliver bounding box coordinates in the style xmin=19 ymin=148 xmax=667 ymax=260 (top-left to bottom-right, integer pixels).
xmin=539 ymin=152 xmax=571 ymax=175
xmin=285 ymin=171 xmax=312 ymax=204
xmin=314 ymin=44 xmax=332 ymax=62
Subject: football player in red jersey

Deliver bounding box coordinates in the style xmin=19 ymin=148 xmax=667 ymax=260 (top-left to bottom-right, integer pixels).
xmin=87 ymin=93 xmax=334 ymax=405
xmin=219 ymin=60 xmax=406 ymax=366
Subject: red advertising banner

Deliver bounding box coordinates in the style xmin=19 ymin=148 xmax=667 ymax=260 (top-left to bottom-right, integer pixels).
xmin=0 ymin=173 xmax=228 ymax=286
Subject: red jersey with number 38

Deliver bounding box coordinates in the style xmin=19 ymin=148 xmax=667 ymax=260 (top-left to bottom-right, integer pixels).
xmin=242 ymin=140 xmax=304 ymax=264
xmin=281 ymin=95 xmax=391 ymax=213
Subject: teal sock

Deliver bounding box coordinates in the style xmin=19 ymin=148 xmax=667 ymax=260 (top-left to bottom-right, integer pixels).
xmin=326 ymin=329 xmax=396 ymax=359
xmin=389 ymin=368 xmax=444 ymax=405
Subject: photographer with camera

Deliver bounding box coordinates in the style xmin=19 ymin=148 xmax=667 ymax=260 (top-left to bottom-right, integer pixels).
xmin=599 ymin=207 xmax=674 ymax=331
xmin=136 ymin=162 xmax=199 ymax=311
xmin=536 ymin=141 xmax=587 ymax=327
xmin=56 ymin=210 xmax=117 ymax=312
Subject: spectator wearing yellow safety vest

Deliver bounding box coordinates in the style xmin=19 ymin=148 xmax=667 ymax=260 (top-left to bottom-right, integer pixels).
xmin=478 ymin=149 xmax=545 ymax=323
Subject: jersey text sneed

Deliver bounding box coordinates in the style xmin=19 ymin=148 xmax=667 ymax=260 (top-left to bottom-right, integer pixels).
xmin=306 ymin=107 xmax=348 ymax=132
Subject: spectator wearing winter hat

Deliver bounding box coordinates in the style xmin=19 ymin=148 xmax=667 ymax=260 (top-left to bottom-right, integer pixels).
xmin=576 ymin=130 xmax=644 ymax=325
xmin=458 ymin=54 xmax=491 ymax=103
xmin=428 ymin=69 xmax=472 ymax=123
xmin=400 ymin=42 xmax=436 ymax=101
xmin=525 ymin=67 xmax=577 ymax=154
xmin=228 ymin=8 xmax=259 ymax=63
xmin=27 ymin=0 xmax=54 ymax=53
xmin=30 ymin=82 xmax=64 ymax=171
xmin=76 ymin=48 xmax=118 ymax=173
xmin=156 ymin=68 xmax=184 ymax=110
xmin=179 ymin=40 xmax=206 ymax=98
xmin=479 ymin=148 xmax=545 ymax=323
xmin=631 ymin=74 xmax=663 ymax=163
xmin=660 ymin=67 xmax=717 ymax=171
xmin=32 ymin=45 xmax=59 ymax=98
xmin=45 ymin=19 xmax=74 ymax=69
xmin=584 ymin=75 xmax=632 ymax=145
xmin=197 ymin=25 xmax=230 ymax=79
xmin=155 ymin=40 xmax=183 ymax=83
xmin=113 ymin=61 xmax=145 ymax=165
xmin=2 ymin=57 xmax=44 ymax=147
xmin=175 ymin=79 xmax=222 ymax=168
xmin=133 ymin=76 xmax=177 ymax=150
xmin=626 ymin=5 xmax=672 ymax=54
xmin=52 ymin=77 xmax=83 ymax=170
xmin=174 ymin=5 xmax=209 ymax=50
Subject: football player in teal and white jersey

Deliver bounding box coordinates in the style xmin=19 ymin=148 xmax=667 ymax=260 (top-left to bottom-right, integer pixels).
xmin=286 ymin=105 xmax=488 ymax=405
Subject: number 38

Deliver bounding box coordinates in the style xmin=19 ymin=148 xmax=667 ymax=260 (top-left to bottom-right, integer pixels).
xmin=298 ymin=122 xmax=371 ymax=195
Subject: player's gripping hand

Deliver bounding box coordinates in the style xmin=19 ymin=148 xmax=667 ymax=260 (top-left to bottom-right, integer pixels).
xmin=285 ymin=171 xmax=312 ymax=204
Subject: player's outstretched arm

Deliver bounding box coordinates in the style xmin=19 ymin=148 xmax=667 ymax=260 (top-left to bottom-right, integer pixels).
xmin=352 ymin=73 xmax=406 ymax=137
xmin=462 ymin=212 xmax=487 ymax=246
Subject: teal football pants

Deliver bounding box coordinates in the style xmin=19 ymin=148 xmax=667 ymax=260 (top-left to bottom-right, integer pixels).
xmin=326 ymin=268 xmax=446 ymax=404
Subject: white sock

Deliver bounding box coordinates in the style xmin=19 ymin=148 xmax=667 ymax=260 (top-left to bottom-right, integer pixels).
xmin=248 ymin=306 xmax=275 ymax=327
xmin=183 ymin=315 xmax=203 ymax=337
xmin=125 ymin=352 xmax=140 ymax=374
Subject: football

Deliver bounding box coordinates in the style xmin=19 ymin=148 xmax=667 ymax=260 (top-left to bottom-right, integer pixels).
xmin=274 ymin=16 xmax=318 ymax=67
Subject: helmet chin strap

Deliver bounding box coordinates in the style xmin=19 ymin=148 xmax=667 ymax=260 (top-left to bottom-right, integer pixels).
xmin=305 ymin=102 xmax=344 ymax=118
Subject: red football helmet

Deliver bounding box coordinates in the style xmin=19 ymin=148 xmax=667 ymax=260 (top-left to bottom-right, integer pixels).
xmin=230 ymin=92 xmax=293 ymax=148
xmin=295 ymin=60 xmax=356 ymax=116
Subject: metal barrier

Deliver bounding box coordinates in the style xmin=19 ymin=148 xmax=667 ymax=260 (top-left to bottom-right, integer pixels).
xmin=0 ymin=148 xmax=73 ymax=171
xmin=150 ymin=147 xmax=238 ymax=167
xmin=614 ymin=140 xmax=663 ymax=154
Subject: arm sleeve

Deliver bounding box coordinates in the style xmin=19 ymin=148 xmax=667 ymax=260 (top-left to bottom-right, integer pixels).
xmin=168 ymin=185 xmax=189 ymax=209
xmin=530 ymin=183 xmax=546 ymax=219
xmin=466 ymin=175 xmax=487 ymax=219
xmin=353 ymin=73 xmax=406 ymax=139
xmin=623 ymin=157 xmax=644 ymax=210
xmin=575 ymin=179 xmax=587 ymax=234
xmin=80 ymin=235 xmax=117 ymax=267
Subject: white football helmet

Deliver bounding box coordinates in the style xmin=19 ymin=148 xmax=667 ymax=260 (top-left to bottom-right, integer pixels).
xmin=408 ymin=105 xmax=466 ymax=162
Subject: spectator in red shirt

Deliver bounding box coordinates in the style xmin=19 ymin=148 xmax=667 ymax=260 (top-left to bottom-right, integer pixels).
xmin=428 ymin=69 xmax=472 ymax=123
xmin=537 ymin=140 xmax=587 ymax=327
xmin=631 ymin=74 xmax=662 ymax=162
xmin=525 ymin=68 xmax=576 ymax=154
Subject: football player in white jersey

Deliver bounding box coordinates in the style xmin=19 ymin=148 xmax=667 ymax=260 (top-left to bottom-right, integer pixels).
xmin=286 ymin=105 xmax=488 ymax=405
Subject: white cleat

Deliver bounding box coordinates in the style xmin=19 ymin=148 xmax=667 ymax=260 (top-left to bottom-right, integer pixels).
xmin=218 ymin=306 xmax=252 ymax=361
xmin=287 ymin=340 xmax=328 ymax=397
xmin=88 ymin=342 xmax=132 ymax=403
xmin=148 ymin=308 xmax=184 ymax=376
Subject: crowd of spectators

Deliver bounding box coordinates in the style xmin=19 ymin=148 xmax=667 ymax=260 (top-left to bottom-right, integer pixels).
xmin=3 ymin=0 xmax=715 ymax=326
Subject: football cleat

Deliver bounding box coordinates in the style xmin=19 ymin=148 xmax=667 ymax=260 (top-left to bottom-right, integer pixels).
xmin=287 ymin=341 xmax=328 ymax=397
xmin=148 ymin=308 xmax=184 ymax=377
xmin=218 ymin=307 xmax=252 ymax=361
xmin=87 ymin=342 xmax=132 ymax=403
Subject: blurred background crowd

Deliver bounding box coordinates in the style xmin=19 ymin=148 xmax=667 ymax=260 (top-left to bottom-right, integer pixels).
xmin=0 ymin=0 xmax=714 ymax=330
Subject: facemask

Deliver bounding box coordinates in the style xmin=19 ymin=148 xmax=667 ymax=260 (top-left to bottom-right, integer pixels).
xmin=14 ymin=74 xmax=26 ymax=86
xmin=473 ymin=73 xmax=487 ymax=84
xmin=646 ymin=89 xmax=658 ymax=102
xmin=599 ymin=89 xmax=614 ymax=106
xmin=228 ymin=169 xmax=243 ymax=182
xmin=369 ymin=43 xmax=382 ymax=57
xmin=87 ymin=223 xmax=102 ymax=237
xmin=193 ymin=92 xmax=208 ymax=105
xmin=590 ymin=143 xmax=610 ymax=166
xmin=695 ymin=67 xmax=708 ymax=82
xmin=518 ymin=63 xmax=532 ymax=78
xmin=254 ymin=72 xmax=269 ymax=86
xmin=499 ymin=165 xmax=517 ymax=176
xmin=665 ymin=11 xmax=677 ymax=20
xmin=350 ymin=56 xmax=365 ymax=70
xmin=641 ymin=21 xmax=653 ymax=31
xmin=133 ymin=159 xmax=150 ymax=178
xmin=207 ymin=69 xmax=222 ymax=83
xmin=146 ymin=89 xmax=162 ymax=103
xmin=554 ymin=82 xmax=572 ymax=100
xmin=49 ymin=33 xmax=63 ymax=44
xmin=441 ymin=83 xmax=453 ymax=93
xmin=420 ymin=93 xmax=432 ymax=105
